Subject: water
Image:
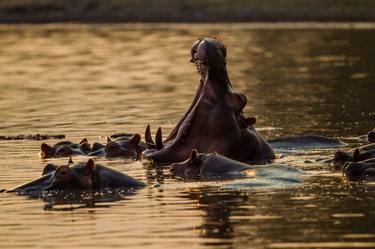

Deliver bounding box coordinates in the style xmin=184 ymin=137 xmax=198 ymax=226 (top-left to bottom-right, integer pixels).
xmin=0 ymin=23 xmax=375 ymax=249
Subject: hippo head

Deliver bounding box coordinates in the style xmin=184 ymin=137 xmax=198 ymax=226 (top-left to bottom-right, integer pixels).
xmin=105 ymin=134 xmax=141 ymax=158
xmin=40 ymin=138 xmax=90 ymax=158
xmin=170 ymin=150 xmax=202 ymax=178
xmin=368 ymin=129 xmax=375 ymax=143
xmin=343 ymin=161 xmax=369 ymax=181
xmin=191 ymin=38 xmax=227 ymax=77
xmin=40 ymin=142 xmax=68 ymax=158
xmin=44 ymin=159 xmax=97 ymax=191
xmin=331 ymin=151 xmax=353 ymax=170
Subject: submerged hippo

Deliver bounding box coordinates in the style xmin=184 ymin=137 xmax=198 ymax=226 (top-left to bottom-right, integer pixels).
xmin=170 ymin=149 xmax=254 ymax=179
xmin=143 ymin=38 xmax=275 ymax=163
xmin=357 ymin=128 xmax=375 ymax=143
xmin=8 ymin=159 xmax=145 ymax=193
xmin=89 ymin=134 xmax=146 ymax=159
xmin=331 ymin=145 xmax=375 ymax=170
xmin=343 ymin=160 xmax=375 ymax=181
xmin=368 ymin=129 xmax=375 ymax=143
xmin=39 ymin=138 xmax=91 ymax=158
xmin=268 ymin=135 xmax=346 ymax=150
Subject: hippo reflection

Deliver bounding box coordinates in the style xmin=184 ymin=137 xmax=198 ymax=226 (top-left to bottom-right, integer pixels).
xmin=170 ymin=150 xmax=255 ymax=179
xmin=8 ymin=159 xmax=145 ymax=193
xmin=39 ymin=138 xmax=91 ymax=158
xmin=143 ymin=38 xmax=275 ymax=163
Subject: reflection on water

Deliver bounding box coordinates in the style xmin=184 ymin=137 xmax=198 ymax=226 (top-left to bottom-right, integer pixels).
xmin=0 ymin=24 xmax=375 ymax=249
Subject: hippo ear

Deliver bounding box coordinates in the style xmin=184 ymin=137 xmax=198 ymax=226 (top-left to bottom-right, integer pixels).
xmin=353 ymin=149 xmax=360 ymax=162
xmin=129 ymin=133 xmax=141 ymax=146
xmin=145 ymin=124 xmax=155 ymax=148
xmin=190 ymin=149 xmax=198 ymax=160
xmin=79 ymin=138 xmax=88 ymax=144
xmin=40 ymin=143 xmax=54 ymax=154
xmin=83 ymin=159 xmax=96 ymax=175
xmin=106 ymin=136 xmax=112 ymax=143
xmin=68 ymin=157 xmax=74 ymax=164
xmin=42 ymin=164 xmax=58 ymax=175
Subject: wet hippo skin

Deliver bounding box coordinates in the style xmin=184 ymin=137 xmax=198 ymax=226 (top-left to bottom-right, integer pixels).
xmin=170 ymin=150 xmax=254 ymax=179
xmin=8 ymin=159 xmax=145 ymax=192
xmin=143 ymin=38 xmax=275 ymax=163
xmin=89 ymin=134 xmax=146 ymax=159
xmin=39 ymin=138 xmax=91 ymax=158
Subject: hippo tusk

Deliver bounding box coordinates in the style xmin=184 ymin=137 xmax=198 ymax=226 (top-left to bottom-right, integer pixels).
xmin=155 ymin=127 xmax=163 ymax=150
xmin=145 ymin=124 xmax=156 ymax=149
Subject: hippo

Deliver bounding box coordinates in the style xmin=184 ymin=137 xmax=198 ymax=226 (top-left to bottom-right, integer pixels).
xmin=357 ymin=128 xmax=375 ymax=143
xmin=170 ymin=149 xmax=254 ymax=179
xmin=368 ymin=129 xmax=375 ymax=143
xmin=331 ymin=146 xmax=375 ymax=170
xmin=39 ymin=138 xmax=91 ymax=158
xmin=142 ymin=38 xmax=275 ymax=163
xmin=8 ymin=158 xmax=145 ymax=193
xmin=89 ymin=134 xmax=147 ymax=159
xmin=267 ymin=135 xmax=346 ymax=150
xmin=343 ymin=160 xmax=375 ymax=181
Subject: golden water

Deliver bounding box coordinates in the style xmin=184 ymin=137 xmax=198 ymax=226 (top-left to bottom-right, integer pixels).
xmin=0 ymin=24 xmax=374 ymax=249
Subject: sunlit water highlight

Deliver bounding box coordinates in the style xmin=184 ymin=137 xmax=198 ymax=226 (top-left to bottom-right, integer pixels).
xmin=0 ymin=23 xmax=375 ymax=249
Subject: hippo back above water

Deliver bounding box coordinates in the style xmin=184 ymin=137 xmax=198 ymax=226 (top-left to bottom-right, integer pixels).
xmin=170 ymin=150 xmax=254 ymax=179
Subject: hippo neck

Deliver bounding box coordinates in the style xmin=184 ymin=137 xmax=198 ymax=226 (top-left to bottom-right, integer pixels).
xmin=203 ymin=66 xmax=233 ymax=99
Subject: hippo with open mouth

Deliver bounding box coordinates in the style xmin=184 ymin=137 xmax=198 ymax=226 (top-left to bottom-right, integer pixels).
xmin=39 ymin=138 xmax=92 ymax=158
xmin=170 ymin=149 xmax=255 ymax=179
xmin=7 ymin=158 xmax=145 ymax=193
xmin=142 ymin=38 xmax=275 ymax=163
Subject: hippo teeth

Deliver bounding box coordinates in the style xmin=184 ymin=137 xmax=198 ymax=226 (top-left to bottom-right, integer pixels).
xmin=195 ymin=61 xmax=204 ymax=74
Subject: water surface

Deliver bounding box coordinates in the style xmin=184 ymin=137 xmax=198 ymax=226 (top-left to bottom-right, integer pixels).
xmin=0 ymin=23 xmax=375 ymax=249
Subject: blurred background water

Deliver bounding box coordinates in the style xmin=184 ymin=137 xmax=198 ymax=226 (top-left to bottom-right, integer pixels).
xmin=0 ymin=23 xmax=374 ymax=249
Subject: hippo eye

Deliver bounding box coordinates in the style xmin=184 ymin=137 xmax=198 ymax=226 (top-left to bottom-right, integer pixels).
xmin=107 ymin=143 xmax=119 ymax=150
xmin=58 ymin=147 xmax=69 ymax=154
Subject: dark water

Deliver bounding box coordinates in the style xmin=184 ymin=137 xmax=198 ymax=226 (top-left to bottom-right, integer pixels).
xmin=0 ymin=23 xmax=375 ymax=249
